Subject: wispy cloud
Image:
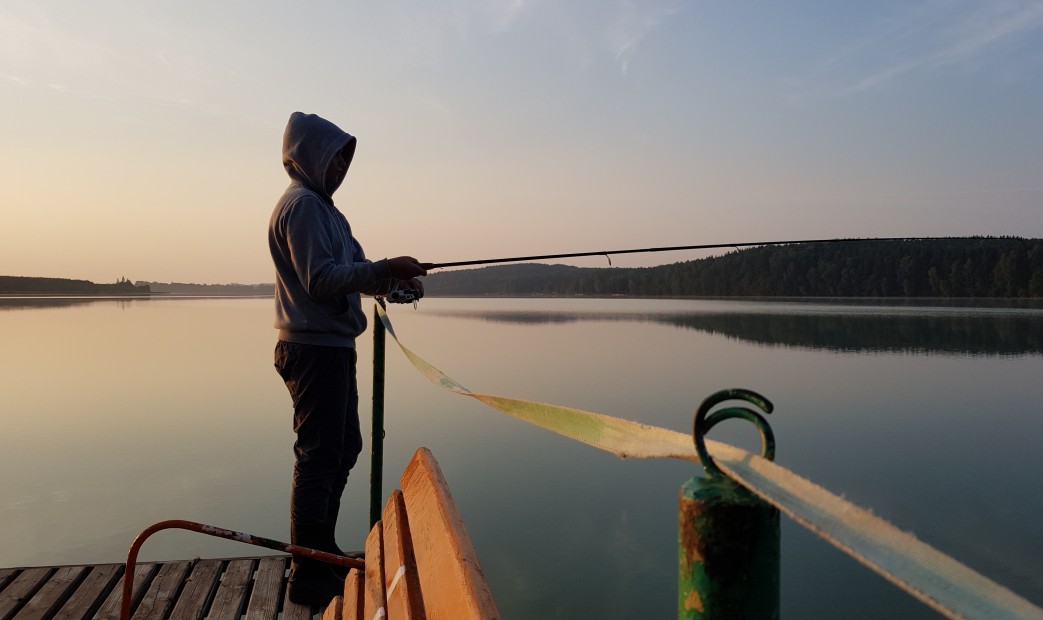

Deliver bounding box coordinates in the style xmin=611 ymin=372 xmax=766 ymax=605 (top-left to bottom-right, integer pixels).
xmin=795 ymin=1 xmax=1043 ymax=100
xmin=607 ymin=0 xmax=681 ymax=75
xmin=386 ymin=0 xmax=541 ymax=69
xmin=0 ymin=72 xmax=32 ymax=87
xmin=385 ymin=0 xmax=681 ymax=76
xmin=0 ymin=3 xmax=251 ymax=120
xmin=486 ymin=0 xmax=539 ymax=33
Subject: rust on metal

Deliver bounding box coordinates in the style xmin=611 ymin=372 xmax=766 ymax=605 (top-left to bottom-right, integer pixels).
xmin=680 ymin=389 xmax=780 ymax=619
xmin=118 ymin=520 xmax=364 ymax=620
xmin=693 ymin=388 xmax=774 ymax=476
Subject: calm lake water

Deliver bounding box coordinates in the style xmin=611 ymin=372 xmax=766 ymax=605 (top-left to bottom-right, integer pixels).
xmin=1 ymin=296 xmax=1041 ymax=619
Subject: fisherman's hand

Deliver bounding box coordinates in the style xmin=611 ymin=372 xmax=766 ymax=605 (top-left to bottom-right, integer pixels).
xmin=387 ymin=256 xmax=427 ymax=279
xmin=401 ymin=278 xmax=424 ymax=297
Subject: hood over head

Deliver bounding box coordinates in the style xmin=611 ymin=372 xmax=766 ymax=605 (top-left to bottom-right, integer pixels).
xmin=282 ymin=112 xmax=357 ymax=202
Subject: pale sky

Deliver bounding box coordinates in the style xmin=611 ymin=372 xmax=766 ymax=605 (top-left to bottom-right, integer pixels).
xmin=2 ymin=1 xmax=1042 ymax=284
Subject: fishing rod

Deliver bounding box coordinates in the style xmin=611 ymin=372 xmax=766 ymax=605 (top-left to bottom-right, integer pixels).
xmin=382 ymin=236 xmax=944 ymax=304
xmin=418 ymin=236 xmax=937 ymax=271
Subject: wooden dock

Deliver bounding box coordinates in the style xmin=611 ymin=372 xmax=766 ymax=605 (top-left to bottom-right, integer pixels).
xmin=2 ymin=447 xmax=499 ymax=620
xmin=0 ymin=555 xmax=323 ymax=620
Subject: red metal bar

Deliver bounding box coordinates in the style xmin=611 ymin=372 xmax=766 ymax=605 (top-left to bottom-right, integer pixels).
xmin=120 ymin=519 xmax=364 ymax=620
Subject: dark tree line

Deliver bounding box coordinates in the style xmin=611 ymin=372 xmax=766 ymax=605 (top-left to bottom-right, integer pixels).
xmin=0 ymin=275 xmax=150 ymax=295
xmin=140 ymin=281 xmax=274 ymax=295
xmin=424 ymin=237 xmax=1043 ymax=298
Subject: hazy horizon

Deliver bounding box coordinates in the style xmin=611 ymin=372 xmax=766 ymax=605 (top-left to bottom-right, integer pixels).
xmin=5 ymin=233 xmax=1043 ymax=287
xmin=3 ymin=2 xmax=1042 ymax=284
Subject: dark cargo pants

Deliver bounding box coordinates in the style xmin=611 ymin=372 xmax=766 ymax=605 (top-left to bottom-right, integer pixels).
xmin=274 ymin=341 xmax=364 ymax=528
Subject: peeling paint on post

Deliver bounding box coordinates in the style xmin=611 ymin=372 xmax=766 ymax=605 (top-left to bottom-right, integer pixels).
xmin=679 ymin=473 xmax=779 ymax=619
xmin=680 ymin=389 xmax=780 ymax=619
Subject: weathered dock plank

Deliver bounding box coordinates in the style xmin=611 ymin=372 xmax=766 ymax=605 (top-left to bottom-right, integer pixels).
xmin=0 ymin=567 xmax=53 ymax=620
xmin=205 ymin=558 xmax=254 ymax=620
xmin=53 ymin=564 xmax=123 ymax=620
xmin=280 ymin=587 xmax=315 ymax=620
xmin=12 ymin=566 xmax=87 ymax=620
xmin=0 ymin=570 xmax=19 ymax=592
xmin=131 ymin=560 xmax=192 ymax=620
xmin=1 ymin=556 xmax=300 ymax=620
xmin=94 ymin=563 xmax=158 ymax=620
xmin=243 ymin=556 xmax=286 ymax=620
xmin=167 ymin=559 xmax=222 ymax=620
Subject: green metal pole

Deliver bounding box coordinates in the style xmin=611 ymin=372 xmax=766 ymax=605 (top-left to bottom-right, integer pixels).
xmin=679 ymin=389 xmax=780 ymax=619
xmin=678 ymin=473 xmax=780 ymax=619
xmin=369 ymin=299 xmax=386 ymax=528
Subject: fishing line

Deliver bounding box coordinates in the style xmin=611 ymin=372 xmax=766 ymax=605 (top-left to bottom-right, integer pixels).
xmin=419 ymin=236 xmax=945 ymax=270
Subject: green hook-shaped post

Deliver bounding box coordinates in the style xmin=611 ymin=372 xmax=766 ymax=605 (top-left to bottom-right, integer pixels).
xmin=680 ymin=388 xmax=780 ymax=619
xmin=693 ymin=388 xmax=775 ymax=477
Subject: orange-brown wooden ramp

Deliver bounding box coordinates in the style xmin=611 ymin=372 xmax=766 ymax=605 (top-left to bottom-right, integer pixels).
xmin=323 ymin=448 xmax=500 ymax=620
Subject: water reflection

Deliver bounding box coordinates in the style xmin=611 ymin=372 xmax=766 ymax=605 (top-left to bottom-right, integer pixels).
xmin=2 ymin=296 xmax=1042 ymax=619
xmin=428 ymin=303 xmax=1043 ymax=355
xmin=0 ymin=296 xmax=152 ymax=311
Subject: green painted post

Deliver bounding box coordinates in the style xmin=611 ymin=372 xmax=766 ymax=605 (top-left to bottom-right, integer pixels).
xmin=369 ymin=299 xmax=386 ymax=528
xmin=679 ymin=389 xmax=780 ymax=619
xmin=678 ymin=474 xmax=780 ymax=619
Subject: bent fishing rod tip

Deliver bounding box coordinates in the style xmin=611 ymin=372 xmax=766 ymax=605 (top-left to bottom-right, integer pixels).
xmin=419 ymin=236 xmax=944 ymax=271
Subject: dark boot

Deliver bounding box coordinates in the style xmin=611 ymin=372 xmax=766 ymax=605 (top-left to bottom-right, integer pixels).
xmin=288 ymin=523 xmax=344 ymax=607
xmin=320 ymin=521 xmax=364 ymax=578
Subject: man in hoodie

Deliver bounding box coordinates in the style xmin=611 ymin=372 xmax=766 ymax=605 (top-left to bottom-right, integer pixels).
xmin=269 ymin=112 xmax=427 ymax=605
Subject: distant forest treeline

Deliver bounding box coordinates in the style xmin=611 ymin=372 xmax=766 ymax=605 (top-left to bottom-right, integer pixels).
xmin=423 ymin=237 xmax=1043 ymax=297
xmin=5 ymin=237 xmax=1042 ymax=298
xmin=139 ymin=281 xmax=273 ymax=295
xmin=0 ymin=275 xmax=150 ymax=295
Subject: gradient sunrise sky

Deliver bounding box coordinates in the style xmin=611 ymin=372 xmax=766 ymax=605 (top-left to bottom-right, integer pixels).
xmin=2 ymin=1 xmax=1042 ymax=284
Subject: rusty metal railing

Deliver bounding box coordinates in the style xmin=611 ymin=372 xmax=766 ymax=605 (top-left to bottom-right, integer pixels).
xmin=120 ymin=519 xmax=364 ymax=620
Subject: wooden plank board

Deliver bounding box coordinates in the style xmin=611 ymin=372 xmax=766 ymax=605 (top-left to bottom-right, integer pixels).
xmin=341 ymin=569 xmax=363 ymax=620
xmin=131 ymin=560 xmax=192 ymax=620
xmin=11 ymin=566 xmax=87 ymax=620
xmin=94 ymin=563 xmax=158 ymax=620
xmin=0 ymin=556 xmax=305 ymax=620
xmin=381 ymin=490 xmax=425 ymax=619
xmin=167 ymin=559 xmax=222 ymax=620
xmin=0 ymin=569 xmax=19 ymax=593
xmin=320 ymin=596 xmax=342 ymax=620
xmin=400 ymin=448 xmax=500 ymax=620
xmin=205 ymin=559 xmax=254 ymax=620
xmin=53 ymin=564 xmax=123 ymax=620
xmin=0 ymin=567 xmax=53 ymax=620
xmin=361 ymin=522 xmax=386 ymax=620
xmin=280 ymin=585 xmax=315 ymax=620
xmin=243 ymin=556 xmax=286 ymax=620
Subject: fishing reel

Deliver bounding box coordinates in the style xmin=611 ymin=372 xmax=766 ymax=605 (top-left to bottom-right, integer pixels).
xmin=385 ymin=287 xmax=423 ymax=306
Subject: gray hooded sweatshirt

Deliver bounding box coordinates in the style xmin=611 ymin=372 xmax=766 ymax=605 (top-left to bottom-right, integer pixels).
xmin=269 ymin=112 xmax=393 ymax=347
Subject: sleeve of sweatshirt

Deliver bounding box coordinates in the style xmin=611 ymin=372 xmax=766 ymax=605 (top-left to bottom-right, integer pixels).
xmin=354 ymin=236 xmax=398 ymax=296
xmin=281 ymin=199 xmax=393 ymax=300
